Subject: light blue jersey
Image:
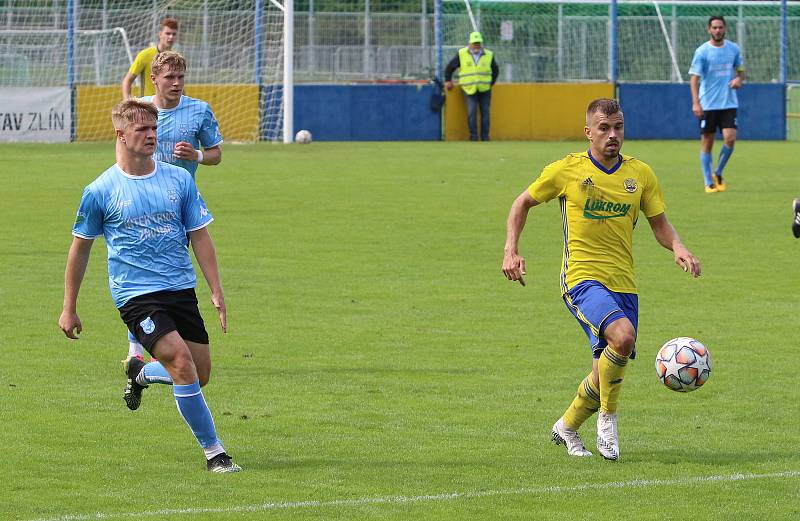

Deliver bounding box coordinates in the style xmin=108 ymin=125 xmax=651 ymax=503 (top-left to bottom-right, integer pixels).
xmin=72 ymin=161 xmax=214 ymax=308
xmin=141 ymin=95 xmax=223 ymax=177
xmin=688 ymin=41 xmax=743 ymax=110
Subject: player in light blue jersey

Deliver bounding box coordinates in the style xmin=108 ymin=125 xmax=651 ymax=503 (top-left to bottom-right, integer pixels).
xmin=59 ymin=99 xmax=241 ymax=472
xmin=689 ymin=16 xmax=745 ymax=193
xmin=143 ymin=50 xmax=223 ymax=178
xmin=126 ymin=50 xmax=224 ymax=361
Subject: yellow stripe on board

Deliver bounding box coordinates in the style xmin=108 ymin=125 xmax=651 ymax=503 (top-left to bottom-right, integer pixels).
xmin=76 ymin=85 xmax=260 ymax=142
xmin=445 ymin=83 xmax=614 ymax=141
xmin=184 ymin=85 xmax=259 ymax=142
xmin=75 ymin=86 xmax=120 ymax=141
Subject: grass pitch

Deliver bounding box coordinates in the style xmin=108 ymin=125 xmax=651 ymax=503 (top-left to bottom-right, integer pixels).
xmin=1 ymin=140 xmax=799 ymax=520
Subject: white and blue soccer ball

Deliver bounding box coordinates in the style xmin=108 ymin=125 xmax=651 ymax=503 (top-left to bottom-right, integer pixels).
xmin=295 ymin=129 xmax=312 ymax=144
xmin=655 ymin=337 xmax=712 ymax=393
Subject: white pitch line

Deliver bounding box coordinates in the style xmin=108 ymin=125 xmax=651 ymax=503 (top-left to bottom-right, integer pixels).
xmin=26 ymin=470 xmax=800 ymax=521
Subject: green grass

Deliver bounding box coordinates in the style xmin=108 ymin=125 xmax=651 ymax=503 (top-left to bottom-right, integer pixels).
xmin=1 ymin=140 xmax=799 ymax=520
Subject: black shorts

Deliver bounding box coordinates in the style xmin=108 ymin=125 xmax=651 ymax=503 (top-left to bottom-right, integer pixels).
xmin=699 ymin=108 xmax=737 ymax=134
xmin=118 ymin=288 xmax=209 ymax=353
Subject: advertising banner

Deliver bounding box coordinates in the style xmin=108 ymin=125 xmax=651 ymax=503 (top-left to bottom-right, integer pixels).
xmin=0 ymin=87 xmax=71 ymax=142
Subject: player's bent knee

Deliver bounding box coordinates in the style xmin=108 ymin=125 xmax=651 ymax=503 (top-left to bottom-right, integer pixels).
xmin=605 ymin=320 xmax=636 ymax=356
xmin=155 ymin=342 xmax=198 ymax=382
xmin=612 ymin=334 xmax=636 ymax=356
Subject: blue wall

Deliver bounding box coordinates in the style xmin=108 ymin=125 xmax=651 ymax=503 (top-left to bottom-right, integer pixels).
xmin=620 ymin=83 xmax=785 ymax=140
xmin=262 ymin=82 xmax=786 ymax=141
xmin=287 ymin=84 xmax=441 ymax=141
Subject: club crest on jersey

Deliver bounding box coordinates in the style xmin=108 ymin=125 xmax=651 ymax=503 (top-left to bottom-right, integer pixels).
xmin=624 ymin=178 xmax=637 ymax=193
xmin=140 ymin=316 xmax=156 ymax=335
xmin=179 ymin=124 xmax=190 ymax=136
xmin=167 ymin=189 xmax=180 ymax=203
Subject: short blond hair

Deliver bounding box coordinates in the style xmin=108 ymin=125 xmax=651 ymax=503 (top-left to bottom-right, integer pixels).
xmin=151 ymin=50 xmax=186 ymax=77
xmin=111 ymin=99 xmax=158 ymax=130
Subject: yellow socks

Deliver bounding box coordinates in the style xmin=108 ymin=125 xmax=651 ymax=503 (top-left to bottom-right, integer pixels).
xmin=562 ymin=373 xmax=600 ymax=430
xmin=562 ymin=344 xmax=630 ymax=429
xmin=598 ymin=345 xmax=629 ymax=414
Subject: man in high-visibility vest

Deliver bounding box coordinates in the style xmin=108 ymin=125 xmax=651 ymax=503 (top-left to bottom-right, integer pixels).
xmin=445 ymin=31 xmax=499 ymax=141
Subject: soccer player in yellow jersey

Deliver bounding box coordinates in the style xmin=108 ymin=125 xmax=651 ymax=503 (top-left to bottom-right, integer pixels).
xmin=502 ymin=98 xmax=701 ymax=460
xmin=121 ymin=18 xmax=179 ymax=99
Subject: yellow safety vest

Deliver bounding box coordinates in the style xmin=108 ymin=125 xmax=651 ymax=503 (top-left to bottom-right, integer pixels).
xmin=457 ymin=47 xmax=493 ymax=95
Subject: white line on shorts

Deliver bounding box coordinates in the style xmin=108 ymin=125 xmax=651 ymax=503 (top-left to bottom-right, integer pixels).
xmin=26 ymin=470 xmax=800 ymax=521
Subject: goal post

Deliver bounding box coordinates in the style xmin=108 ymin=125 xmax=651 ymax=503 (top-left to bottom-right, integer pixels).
xmin=281 ymin=0 xmax=294 ymax=143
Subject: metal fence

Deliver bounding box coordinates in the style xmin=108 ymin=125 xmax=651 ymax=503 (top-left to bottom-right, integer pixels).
xmin=1 ymin=0 xmax=798 ymax=86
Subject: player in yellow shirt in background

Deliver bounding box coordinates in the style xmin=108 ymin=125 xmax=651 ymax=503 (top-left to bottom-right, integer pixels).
xmin=121 ymin=18 xmax=179 ymax=99
xmin=501 ymin=98 xmax=701 ymax=460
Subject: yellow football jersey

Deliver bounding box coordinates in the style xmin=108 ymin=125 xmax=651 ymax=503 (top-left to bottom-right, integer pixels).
xmin=528 ymin=151 xmax=666 ymax=295
xmin=128 ymin=46 xmax=159 ymax=97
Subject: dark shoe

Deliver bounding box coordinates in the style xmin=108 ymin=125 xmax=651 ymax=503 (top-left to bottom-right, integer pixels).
xmin=122 ymin=356 xmax=147 ymax=411
xmin=207 ymin=452 xmax=242 ymax=473
xmin=712 ymin=173 xmax=726 ymax=192
xmin=793 ymin=198 xmax=800 ymax=239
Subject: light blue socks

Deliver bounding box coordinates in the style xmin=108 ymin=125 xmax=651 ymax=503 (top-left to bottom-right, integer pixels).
xmin=174 ymin=380 xmax=224 ymax=458
xmin=716 ymin=144 xmax=733 ymax=177
xmin=700 ymin=151 xmax=713 ymax=186
xmin=138 ymin=361 xmax=173 ymax=385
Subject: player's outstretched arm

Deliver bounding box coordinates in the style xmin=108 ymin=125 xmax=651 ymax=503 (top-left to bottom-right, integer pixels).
xmin=189 ymin=226 xmax=227 ymax=333
xmin=647 ymin=213 xmax=701 ymax=278
xmin=59 ymin=237 xmax=94 ymax=339
xmin=502 ymin=191 xmax=540 ymax=286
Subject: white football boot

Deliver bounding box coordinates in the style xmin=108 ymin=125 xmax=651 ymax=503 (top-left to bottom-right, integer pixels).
xmin=551 ymin=418 xmax=592 ymax=457
xmin=596 ymin=411 xmax=619 ymax=460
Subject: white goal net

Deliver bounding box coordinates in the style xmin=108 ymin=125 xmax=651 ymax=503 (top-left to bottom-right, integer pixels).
xmin=0 ymin=0 xmax=290 ymax=142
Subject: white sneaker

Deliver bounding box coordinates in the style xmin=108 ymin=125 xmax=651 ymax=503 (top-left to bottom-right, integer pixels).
xmin=596 ymin=411 xmax=619 ymax=460
xmin=551 ymin=418 xmax=592 ymax=457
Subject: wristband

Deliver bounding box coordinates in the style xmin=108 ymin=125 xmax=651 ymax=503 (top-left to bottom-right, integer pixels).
xmin=196 ymin=149 xmax=204 ymax=163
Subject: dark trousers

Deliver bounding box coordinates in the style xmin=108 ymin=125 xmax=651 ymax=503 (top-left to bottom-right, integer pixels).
xmin=465 ymin=90 xmax=492 ymax=141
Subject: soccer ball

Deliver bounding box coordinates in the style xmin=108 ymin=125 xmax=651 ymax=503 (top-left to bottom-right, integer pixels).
xmin=295 ymin=129 xmax=312 ymax=144
xmin=655 ymin=337 xmax=712 ymax=392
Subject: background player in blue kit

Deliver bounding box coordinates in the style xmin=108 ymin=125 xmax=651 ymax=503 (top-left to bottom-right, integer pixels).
xmin=58 ymin=99 xmax=241 ymax=473
xmin=124 ymin=50 xmax=225 ymax=362
xmin=142 ymin=51 xmax=223 ymax=177
xmin=689 ymin=15 xmax=744 ymax=193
